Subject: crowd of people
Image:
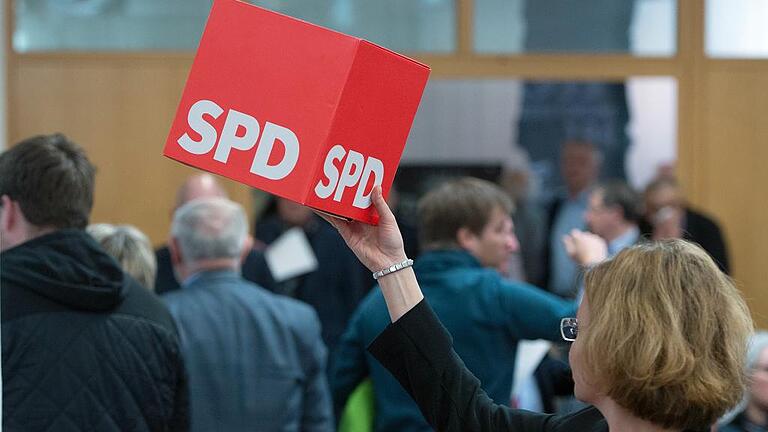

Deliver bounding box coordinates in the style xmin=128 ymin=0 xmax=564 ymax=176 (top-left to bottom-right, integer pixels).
xmin=0 ymin=133 xmax=757 ymax=432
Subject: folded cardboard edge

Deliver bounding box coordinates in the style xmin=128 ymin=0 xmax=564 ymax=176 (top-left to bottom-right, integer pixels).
xmin=302 ymin=37 xmax=362 ymax=204
xmin=359 ymin=39 xmax=430 ymax=70
xmin=312 ymin=208 xmax=354 ymax=222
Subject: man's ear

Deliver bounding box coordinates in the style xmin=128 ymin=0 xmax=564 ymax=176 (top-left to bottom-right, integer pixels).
xmin=168 ymin=237 xmax=183 ymax=267
xmin=240 ymin=235 xmax=254 ymax=264
xmin=0 ymin=195 xmax=18 ymax=233
xmin=456 ymin=226 xmax=477 ymax=251
xmin=608 ymin=206 xmax=624 ymax=223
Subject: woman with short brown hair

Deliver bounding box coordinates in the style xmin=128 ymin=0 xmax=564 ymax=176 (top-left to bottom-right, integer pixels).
xmin=324 ymin=186 xmax=753 ymax=432
xmin=573 ymin=241 xmax=750 ymax=430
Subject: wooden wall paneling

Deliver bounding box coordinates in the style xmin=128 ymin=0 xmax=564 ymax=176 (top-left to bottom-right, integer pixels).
xmin=7 ymin=53 xmax=682 ymax=247
xmin=416 ymin=54 xmax=680 ymax=79
xmin=702 ymin=67 xmax=768 ymax=327
xmin=674 ymin=0 xmax=704 ymax=203
xmin=9 ymin=56 xmax=253 ymax=245
xmin=456 ymin=0 xmax=474 ymax=55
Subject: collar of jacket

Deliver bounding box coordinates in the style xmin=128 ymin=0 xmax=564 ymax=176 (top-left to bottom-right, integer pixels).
xmin=1 ymin=228 xmax=125 ymax=311
xmin=182 ymin=268 xmax=241 ymax=289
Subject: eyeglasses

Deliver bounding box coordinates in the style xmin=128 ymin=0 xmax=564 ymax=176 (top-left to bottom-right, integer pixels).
xmin=560 ymin=317 xmax=578 ymax=342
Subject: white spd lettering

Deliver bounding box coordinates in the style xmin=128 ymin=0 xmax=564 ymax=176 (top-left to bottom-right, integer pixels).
xmin=314 ymin=144 xmax=384 ymax=209
xmin=176 ymin=99 xmax=299 ymax=180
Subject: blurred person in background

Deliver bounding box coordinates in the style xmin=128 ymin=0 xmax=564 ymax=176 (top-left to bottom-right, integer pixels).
xmin=164 ymin=197 xmax=333 ymax=432
xmin=583 ymin=180 xmax=642 ymax=256
xmin=642 ymin=177 xmax=730 ymax=274
xmin=88 ymin=223 xmax=157 ymax=290
xmin=499 ymin=153 xmax=547 ymax=286
xmin=1 ymin=134 xmax=188 ymax=431
xmin=255 ymin=195 xmax=372 ymax=355
xmin=720 ymin=332 xmax=768 ymax=431
xmin=155 ymin=173 xmax=273 ymax=294
xmin=545 ymin=140 xmax=602 ymax=298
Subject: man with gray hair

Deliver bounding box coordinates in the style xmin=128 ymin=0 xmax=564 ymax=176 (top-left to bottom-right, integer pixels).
xmin=155 ymin=173 xmax=274 ymax=294
xmin=163 ymin=197 xmax=333 ymax=432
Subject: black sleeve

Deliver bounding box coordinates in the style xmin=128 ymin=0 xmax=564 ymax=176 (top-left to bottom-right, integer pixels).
xmin=368 ymin=300 xmax=558 ymax=432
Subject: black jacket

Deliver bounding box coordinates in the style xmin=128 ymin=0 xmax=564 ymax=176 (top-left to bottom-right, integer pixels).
xmin=369 ymin=300 xmax=707 ymax=432
xmin=640 ymin=207 xmax=730 ymax=274
xmin=2 ymin=230 xmax=189 ymax=431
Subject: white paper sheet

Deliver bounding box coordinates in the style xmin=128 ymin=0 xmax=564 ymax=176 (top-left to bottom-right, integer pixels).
xmin=512 ymin=339 xmax=552 ymax=406
xmin=264 ymin=227 xmax=319 ymax=283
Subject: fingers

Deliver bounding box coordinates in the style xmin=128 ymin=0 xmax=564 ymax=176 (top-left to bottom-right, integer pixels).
xmin=562 ymin=234 xmax=573 ymax=250
xmin=568 ymin=229 xmax=596 ymax=245
xmin=313 ymin=210 xmax=338 ymax=228
xmin=313 ymin=187 xmax=392 ymax=234
xmin=313 ymin=210 xmax=350 ymax=235
xmin=371 ymin=186 xmax=396 ymax=226
xmin=569 ymin=228 xmax=585 ymax=237
xmin=562 ymin=234 xmax=576 ymax=257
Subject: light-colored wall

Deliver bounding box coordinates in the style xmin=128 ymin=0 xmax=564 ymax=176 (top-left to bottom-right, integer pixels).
xmin=625 ymin=76 xmax=677 ymax=188
xmin=404 ymin=77 xmax=677 ymax=191
xmin=403 ymin=80 xmax=523 ymax=165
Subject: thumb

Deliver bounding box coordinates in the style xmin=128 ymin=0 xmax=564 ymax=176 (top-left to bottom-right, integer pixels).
xmin=562 ymin=234 xmax=575 ymax=255
xmin=371 ymin=186 xmax=396 ymax=226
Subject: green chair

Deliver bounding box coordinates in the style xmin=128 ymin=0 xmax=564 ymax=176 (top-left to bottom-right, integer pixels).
xmin=338 ymin=379 xmax=375 ymax=432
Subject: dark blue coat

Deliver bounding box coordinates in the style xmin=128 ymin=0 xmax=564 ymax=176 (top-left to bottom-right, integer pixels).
xmin=163 ymin=270 xmax=333 ymax=432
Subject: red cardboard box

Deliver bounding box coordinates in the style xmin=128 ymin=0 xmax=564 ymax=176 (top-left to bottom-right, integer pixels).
xmin=164 ymin=0 xmax=430 ymax=224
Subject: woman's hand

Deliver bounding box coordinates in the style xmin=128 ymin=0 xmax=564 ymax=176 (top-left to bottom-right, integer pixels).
xmin=316 ymin=186 xmax=407 ymax=272
xmin=316 ymin=186 xmax=421 ymax=322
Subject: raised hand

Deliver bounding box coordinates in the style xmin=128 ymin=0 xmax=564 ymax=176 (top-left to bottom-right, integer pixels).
xmin=316 ymin=186 xmax=421 ymax=322
xmin=316 ymin=186 xmax=407 ymax=272
xmin=563 ymin=229 xmax=608 ymax=267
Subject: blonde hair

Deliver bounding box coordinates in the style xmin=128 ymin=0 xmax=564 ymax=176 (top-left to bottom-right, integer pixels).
xmin=581 ymin=240 xmax=753 ymax=430
xmin=88 ymin=223 xmax=157 ymax=291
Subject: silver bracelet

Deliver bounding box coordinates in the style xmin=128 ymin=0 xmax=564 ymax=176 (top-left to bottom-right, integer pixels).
xmin=372 ymin=258 xmax=414 ymax=280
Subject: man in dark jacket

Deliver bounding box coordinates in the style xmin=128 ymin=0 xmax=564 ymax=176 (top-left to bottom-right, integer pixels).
xmin=641 ymin=176 xmax=730 ymax=274
xmin=544 ymin=140 xmax=602 ymax=298
xmin=0 ymin=134 xmax=188 ymax=431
